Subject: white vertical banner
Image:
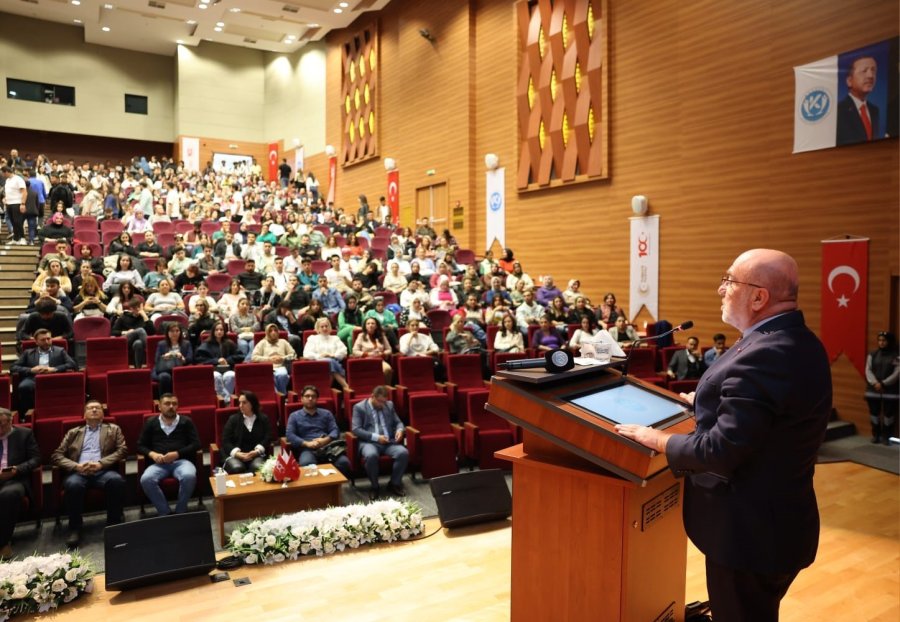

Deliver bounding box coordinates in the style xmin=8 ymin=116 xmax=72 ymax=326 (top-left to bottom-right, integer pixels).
xmin=294 ymin=146 xmax=305 ymax=176
xmin=629 ymin=215 xmax=659 ymax=322
xmin=793 ymin=56 xmax=838 ymax=153
xmin=181 ymin=137 xmax=200 ymax=172
xmin=485 ymin=167 xmax=505 ymax=249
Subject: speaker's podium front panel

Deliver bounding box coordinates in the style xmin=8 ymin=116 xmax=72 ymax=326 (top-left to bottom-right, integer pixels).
xmin=488 ymin=364 xmax=695 ymax=622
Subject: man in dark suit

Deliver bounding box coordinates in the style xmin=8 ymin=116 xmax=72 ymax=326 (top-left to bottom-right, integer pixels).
xmin=666 ymin=335 xmax=706 ymax=380
xmin=351 ymin=385 xmax=408 ymax=500
xmin=616 ymin=249 xmax=831 ymax=622
xmin=0 ymin=408 xmax=41 ymax=560
xmin=10 ymin=327 xmax=78 ymax=414
xmin=51 ymin=400 xmax=128 ymax=547
xmin=836 ymin=55 xmax=880 ymax=145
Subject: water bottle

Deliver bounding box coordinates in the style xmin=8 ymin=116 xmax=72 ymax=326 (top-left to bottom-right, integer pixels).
xmin=214 ymin=467 xmax=227 ymax=495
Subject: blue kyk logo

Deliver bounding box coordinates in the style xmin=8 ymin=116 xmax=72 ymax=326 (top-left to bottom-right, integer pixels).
xmin=489 ymin=192 xmax=503 ymax=212
xmin=800 ymin=89 xmax=830 ymax=122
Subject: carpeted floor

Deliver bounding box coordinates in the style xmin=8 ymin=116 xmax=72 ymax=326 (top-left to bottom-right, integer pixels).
xmin=817 ymin=434 xmax=899 ymax=475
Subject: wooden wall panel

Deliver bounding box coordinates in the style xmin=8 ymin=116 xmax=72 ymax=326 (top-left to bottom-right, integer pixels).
xmin=324 ymin=0 xmax=898 ymax=431
xmin=1 ymin=126 xmax=172 ymax=166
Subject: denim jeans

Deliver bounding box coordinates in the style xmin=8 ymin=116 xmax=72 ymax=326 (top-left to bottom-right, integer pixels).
xmin=140 ymin=459 xmax=197 ymax=515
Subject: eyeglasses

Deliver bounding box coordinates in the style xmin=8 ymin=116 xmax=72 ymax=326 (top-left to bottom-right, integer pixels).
xmin=720 ymin=276 xmax=764 ymax=289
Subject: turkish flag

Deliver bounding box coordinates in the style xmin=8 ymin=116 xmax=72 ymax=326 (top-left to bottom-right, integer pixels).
xmin=387 ymin=170 xmax=399 ymax=223
xmin=327 ymin=156 xmax=337 ymax=205
xmin=272 ymin=451 xmax=300 ymax=482
xmin=267 ymin=143 xmax=279 ymax=182
xmin=821 ymin=238 xmax=868 ymax=377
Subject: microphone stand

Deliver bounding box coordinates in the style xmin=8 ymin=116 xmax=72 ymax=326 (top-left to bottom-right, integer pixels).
xmin=621 ymin=321 xmax=693 ymax=377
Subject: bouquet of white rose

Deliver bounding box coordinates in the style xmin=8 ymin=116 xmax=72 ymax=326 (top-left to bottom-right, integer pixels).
xmin=227 ymin=500 xmax=425 ymax=565
xmin=0 ymin=552 xmax=94 ymax=621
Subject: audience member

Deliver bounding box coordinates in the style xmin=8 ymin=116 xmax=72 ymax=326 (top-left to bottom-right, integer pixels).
xmin=865 ymin=331 xmax=899 ymax=444
xmin=286 ymin=385 xmax=351 ymax=478
xmin=137 ymin=393 xmax=199 ymax=516
xmin=351 ymin=385 xmax=408 ymax=500
xmin=704 ymin=333 xmax=728 ymax=366
xmin=0 ymin=409 xmax=41 ymax=560
xmin=251 ymin=323 xmax=295 ymax=394
xmin=51 ymin=400 xmax=127 ymax=547
xmin=220 ymin=390 xmax=272 ymax=474
xmin=667 ymin=335 xmax=706 ymax=380
xmin=151 ymin=322 xmax=192 ymax=395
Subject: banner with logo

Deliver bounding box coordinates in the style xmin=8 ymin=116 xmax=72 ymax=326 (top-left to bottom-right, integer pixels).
xmin=387 ymin=169 xmax=399 ymax=224
xmin=267 ymin=143 xmax=279 ymax=182
xmin=793 ymin=37 xmax=898 ymax=153
xmin=294 ymin=146 xmax=304 ymax=178
xmin=181 ymin=137 xmax=200 ymax=172
xmin=821 ymin=237 xmax=868 ymax=377
xmin=629 ymin=215 xmax=659 ymax=323
xmin=327 ymin=156 xmax=337 ymax=205
xmin=485 ymin=167 xmax=505 ymax=249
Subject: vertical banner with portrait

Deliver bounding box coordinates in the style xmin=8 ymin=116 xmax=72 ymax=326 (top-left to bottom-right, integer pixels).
xmin=485 ymin=167 xmax=506 ymax=250
xmin=793 ymin=37 xmax=898 ymax=153
xmin=821 ymin=237 xmax=869 ymax=378
xmin=181 ymin=137 xmax=200 ymax=172
xmin=386 ymin=169 xmax=400 ymax=224
xmin=629 ymin=215 xmax=659 ymax=323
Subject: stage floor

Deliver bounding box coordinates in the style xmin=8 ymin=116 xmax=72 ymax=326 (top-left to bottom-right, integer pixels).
xmin=18 ymin=461 xmax=898 ymax=622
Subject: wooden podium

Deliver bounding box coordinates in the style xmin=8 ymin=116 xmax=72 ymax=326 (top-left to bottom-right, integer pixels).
xmin=488 ymin=362 xmax=696 ymax=622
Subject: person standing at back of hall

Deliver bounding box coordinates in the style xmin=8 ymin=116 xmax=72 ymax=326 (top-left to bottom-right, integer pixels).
xmin=616 ymin=249 xmax=832 ymax=622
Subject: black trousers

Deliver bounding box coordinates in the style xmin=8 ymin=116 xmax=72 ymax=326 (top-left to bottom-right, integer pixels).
xmin=7 ymin=205 xmax=25 ymax=241
xmin=0 ymin=480 xmax=26 ymax=546
xmin=706 ymin=557 xmax=799 ymax=622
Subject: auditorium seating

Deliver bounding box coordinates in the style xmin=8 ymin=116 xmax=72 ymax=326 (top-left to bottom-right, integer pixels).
xmin=461 ymin=390 xmax=515 ymax=470
xmin=394 ymin=356 xmax=446 ymax=421
xmin=171 ymin=366 xmax=217 ymax=448
xmin=31 ymin=372 xmax=86 ymax=462
xmin=406 ymin=393 xmax=462 ymax=479
xmin=106 ymin=368 xmax=155 ymax=452
xmin=444 ymin=354 xmax=489 ymax=421
xmin=342 ymin=358 xmax=391 ymax=429
xmin=234 ymin=362 xmax=284 ymax=429
xmin=84 ymin=337 xmax=129 ymax=403
xmin=286 ymin=359 xmax=341 ymax=418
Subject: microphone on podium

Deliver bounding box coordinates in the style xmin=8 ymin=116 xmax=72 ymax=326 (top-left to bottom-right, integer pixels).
xmin=499 ymin=349 xmax=575 ymax=373
xmin=622 ymin=321 xmax=694 ymax=377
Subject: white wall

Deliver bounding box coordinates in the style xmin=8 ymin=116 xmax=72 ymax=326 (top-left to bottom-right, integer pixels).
xmin=0 ymin=13 xmax=175 ymax=142
xmin=175 ymin=42 xmax=266 ymax=142
xmin=263 ymin=43 xmax=327 ymax=153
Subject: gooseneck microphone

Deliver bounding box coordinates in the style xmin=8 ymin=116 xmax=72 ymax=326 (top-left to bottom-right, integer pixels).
xmin=499 ymin=349 xmax=575 ymax=373
xmin=621 ymin=320 xmax=693 ymax=377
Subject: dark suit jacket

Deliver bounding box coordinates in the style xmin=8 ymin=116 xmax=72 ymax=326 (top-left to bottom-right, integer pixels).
xmin=836 ymin=95 xmax=880 ymax=145
xmin=10 ymin=346 xmax=78 ymax=378
xmin=51 ymin=422 xmax=128 ymax=472
xmin=668 ymin=349 xmax=706 ymax=380
xmin=221 ymin=413 xmax=272 ymax=460
xmin=665 ymin=311 xmax=831 ymax=575
xmin=2 ymin=426 xmax=41 ymax=498
xmin=351 ymin=398 xmax=405 ymax=444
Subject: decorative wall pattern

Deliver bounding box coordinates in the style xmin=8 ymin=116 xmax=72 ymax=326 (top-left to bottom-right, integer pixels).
xmin=340 ymin=23 xmax=379 ymax=166
xmin=516 ymin=0 xmax=608 ymax=190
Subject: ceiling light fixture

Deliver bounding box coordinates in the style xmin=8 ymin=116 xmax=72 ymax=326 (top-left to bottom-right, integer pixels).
xmin=214 ymin=26 xmax=222 ymax=32
xmin=101 ymin=26 xmax=110 ymax=32
xmin=333 ymin=8 xmax=342 ymax=13
xmin=216 ymin=21 xmax=224 ymax=26
xmin=339 ymin=2 xmax=349 ymax=7
xmin=176 ymin=39 xmax=184 ymax=44
xmin=229 ymin=7 xmax=240 ymax=12
xmin=309 ymin=23 xmax=319 ymax=27
xmin=73 ymin=19 xmax=82 ymax=23
xmin=199 ymin=3 xmax=208 ymax=9
xmin=104 ymin=3 xmax=113 ymax=8
xmin=71 ymin=0 xmax=81 ymax=5
xmin=186 ymin=19 xmax=196 ymax=24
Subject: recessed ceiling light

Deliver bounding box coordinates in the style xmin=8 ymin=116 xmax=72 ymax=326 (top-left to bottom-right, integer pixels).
xmin=73 ymin=18 xmax=82 ymax=23
xmin=101 ymin=26 xmax=110 ymax=32
xmin=229 ymin=7 xmax=240 ymax=12
xmin=216 ymin=21 xmax=224 ymax=27
xmin=176 ymin=39 xmax=184 ymax=44
xmin=339 ymin=2 xmax=348 ymax=7
xmin=71 ymin=0 xmax=81 ymax=5
xmin=333 ymin=8 xmax=342 ymax=13
xmin=199 ymin=3 xmax=208 ymax=9
xmin=308 ymin=23 xmax=319 ymax=27
xmin=186 ymin=19 xmax=197 ymax=24
xmin=103 ymin=3 xmax=114 ymax=8
xmin=214 ymin=26 xmax=222 ymax=32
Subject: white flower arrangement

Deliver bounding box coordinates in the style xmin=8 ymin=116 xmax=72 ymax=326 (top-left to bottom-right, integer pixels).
xmin=0 ymin=552 xmax=94 ymax=621
xmin=227 ymin=500 xmax=424 ymax=565
xmin=257 ymin=456 xmax=277 ymax=483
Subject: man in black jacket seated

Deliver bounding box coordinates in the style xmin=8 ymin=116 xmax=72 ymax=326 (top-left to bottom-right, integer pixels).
xmin=0 ymin=409 xmax=41 ymax=560
xmin=137 ymin=394 xmax=200 ymax=515
xmin=18 ymin=299 xmax=74 ymax=345
xmin=11 ymin=328 xmax=78 ymax=413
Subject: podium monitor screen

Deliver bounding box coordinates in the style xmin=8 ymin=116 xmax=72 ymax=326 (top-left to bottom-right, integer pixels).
xmin=565 ymin=382 xmax=686 ymax=428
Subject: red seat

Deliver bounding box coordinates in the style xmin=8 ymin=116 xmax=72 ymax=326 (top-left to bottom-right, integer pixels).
xmin=370 ymin=237 xmax=389 ymax=251
xmin=171 ymin=366 xmax=218 ymax=448
xmin=156 ymin=232 xmax=175 ymax=248
xmin=668 ymin=379 xmax=700 ymax=394
xmin=136 ymin=413 xmax=203 ymax=514
xmin=99 ymin=219 xmax=123 ymax=235
xmin=622 ymin=346 xmax=658 ymax=379
xmin=462 ymin=390 xmax=515 ymax=469
xmin=455 ymin=249 xmax=476 ymax=265
xmin=84 ymin=337 xmax=129 ymax=403
xmin=343 ymin=358 xmax=392 ymax=429
xmin=205 ymin=272 xmax=232 ymax=292
xmin=152 ymin=221 xmax=174 ymax=235
xmin=17 ymin=460 xmax=44 ymax=531
xmin=310 ymin=259 xmax=329 ymax=274
xmin=406 ymin=393 xmax=462 ymax=479
xmin=106 ymin=368 xmax=154 ymax=453
xmin=287 ymin=359 xmax=340 ymax=417
xmin=174 ymin=220 xmax=194 ymax=234
xmin=0 ymin=374 xmax=11 ymax=411
xmin=73 ymin=315 xmax=112 ymax=364
xmin=31 ymin=372 xmax=86 ymax=461
xmin=234 ymin=363 xmax=284 ymax=429
xmin=395 ymin=356 xmax=446 ymax=420
xmin=659 ymin=345 xmax=683 ymax=374
xmin=73 ymin=230 xmax=100 ymax=244
xmin=209 ymin=406 xmax=239 ymax=473
xmin=153 ymin=314 xmax=189 ymax=333
xmin=74 ymin=216 xmax=98 ymax=231
xmin=51 ymin=416 xmax=126 ymax=523
xmin=372 ymin=290 xmax=398 ymax=306
xmin=73 ymin=242 xmax=102 ymax=259
xmin=445 ymin=354 xmax=489 ymax=421
xmin=41 ymin=242 xmax=67 ymax=256
xmin=200 ymin=222 xmax=221 ymax=235
xmin=226 ymin=260 xmax=246 ymax=276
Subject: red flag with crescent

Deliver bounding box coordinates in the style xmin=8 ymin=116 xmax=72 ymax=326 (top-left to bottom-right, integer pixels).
xmin=387 ymin=170 xmax=399 ymax=223
xmin=272 ymin=451 xmax=300 ymax=482
xmin=267 ymin=143 xmax=279 ymax=182
xmin=821 ymin=238 xmax=868 ymax=377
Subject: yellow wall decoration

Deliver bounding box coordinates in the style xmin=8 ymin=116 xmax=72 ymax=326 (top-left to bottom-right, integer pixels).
xmin=340 ymin=23 xmax=379 ymax=166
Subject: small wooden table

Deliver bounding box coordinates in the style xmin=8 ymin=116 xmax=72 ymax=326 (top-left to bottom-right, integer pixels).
xmin=209 ymin=466 xmax=347 ymax=546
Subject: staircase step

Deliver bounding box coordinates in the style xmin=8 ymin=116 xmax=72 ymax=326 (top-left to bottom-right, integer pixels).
xmin=824 ymin=419 xmax=857 ymax=441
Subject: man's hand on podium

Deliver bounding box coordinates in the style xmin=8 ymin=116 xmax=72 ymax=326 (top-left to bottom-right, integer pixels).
xmin=614 ymin=424 xmax=673 ymax=454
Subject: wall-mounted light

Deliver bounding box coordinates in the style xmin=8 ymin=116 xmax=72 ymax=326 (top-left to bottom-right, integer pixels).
xmin=484 ymin=153 xmax=500 ymax=170
xmin=324 ymin=145 xmax=336 ymax=157
xmin=384 ymin=157 xmax=397 ymax=171
xmin=631 ymin=195 xmax=648 ymax=215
